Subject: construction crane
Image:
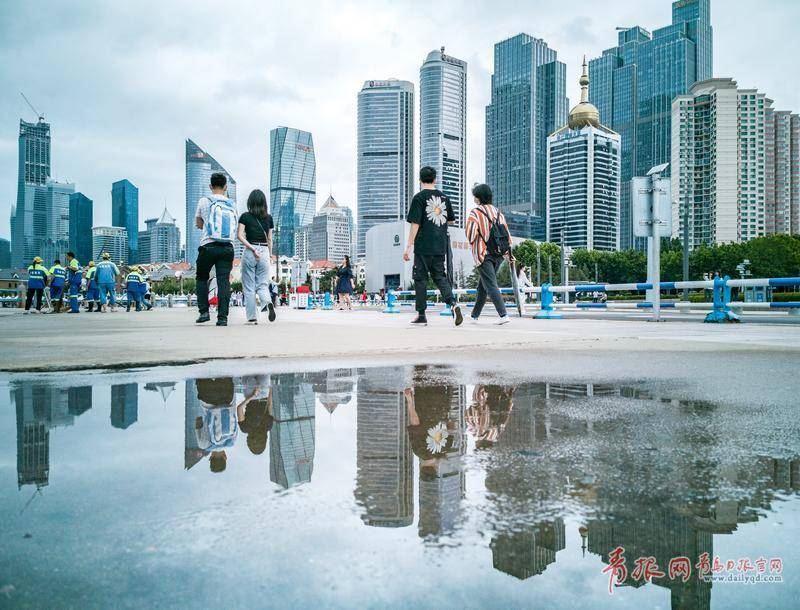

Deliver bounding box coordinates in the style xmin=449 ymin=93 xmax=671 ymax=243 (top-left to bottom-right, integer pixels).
xmin=20 ymin=91 xmax=45 ymax=123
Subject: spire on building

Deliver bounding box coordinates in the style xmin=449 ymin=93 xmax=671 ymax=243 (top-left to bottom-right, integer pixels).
xmin=568 ymin=56 xmax=600 ymax=129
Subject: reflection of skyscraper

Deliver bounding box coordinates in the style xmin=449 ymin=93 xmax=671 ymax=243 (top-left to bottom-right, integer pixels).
xmin=355 ymin=367 xmax=413 ymax=527
xmin=144 ymin=381 xmax=176 ymax=404
xmin=110 ymin=384 xmax=138 ymax=429
xmin=491 ymin=520 xmax=566 ymax=579
xmin=269 ymin=373 xmax=316 ymax=488
xmin=309 ymin=368 xmax=356 ymax=414
xmin=67 ymin=386 xmax=92 ymax=416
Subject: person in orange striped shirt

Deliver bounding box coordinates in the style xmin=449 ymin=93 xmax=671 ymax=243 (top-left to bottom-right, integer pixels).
xmin=465 ymin=184 xmax=512 ymax=325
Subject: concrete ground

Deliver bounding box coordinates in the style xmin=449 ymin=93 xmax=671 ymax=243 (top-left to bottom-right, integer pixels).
xmin=1 ymin=304 xmax=799 ymax=373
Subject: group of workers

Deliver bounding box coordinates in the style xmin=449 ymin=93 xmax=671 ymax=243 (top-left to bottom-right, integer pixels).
xmin=24 ymin=251 xmax=152 ymax=314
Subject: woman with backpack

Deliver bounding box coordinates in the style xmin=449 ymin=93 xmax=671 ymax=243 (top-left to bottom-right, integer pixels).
xmin=465 ymin=183 xmax=512 ymax=325
xmin=237 ymin=189 xmax=276 ymax=325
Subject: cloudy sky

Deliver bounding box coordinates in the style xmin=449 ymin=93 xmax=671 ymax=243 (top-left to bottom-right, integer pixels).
xmin=1 ymin=0 xmax=798 ymax=243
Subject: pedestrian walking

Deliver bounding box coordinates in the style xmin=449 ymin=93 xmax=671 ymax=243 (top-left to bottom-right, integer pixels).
xmin=335 ymin=256 xmax=355 ymax=310
xmin=403 ymin=166 xmax=462 ymax=326
xmin=465 ymin=184 xmax=513 ymax=325
xmin=96 ymin=252 xmax=119 ymax=312
xmin=48 ymin=259 xmax=67 ymax=313
xmin=237 ymin=188 xmax=276 ymax=325
xmin=24 ymin=257 xmax=49 ymax=314
xmin=195 ymin=172 xmax=237 ymax=326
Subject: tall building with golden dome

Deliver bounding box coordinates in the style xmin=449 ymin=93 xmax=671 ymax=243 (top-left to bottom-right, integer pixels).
xmin=546 ymin=58 xmax=621 ymax=251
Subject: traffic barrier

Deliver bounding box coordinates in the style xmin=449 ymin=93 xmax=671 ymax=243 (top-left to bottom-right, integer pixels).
xmin=383 ymin=290 xmax=401 ymax=314
xmin=322 ymin=292 xmax=333 ymax=310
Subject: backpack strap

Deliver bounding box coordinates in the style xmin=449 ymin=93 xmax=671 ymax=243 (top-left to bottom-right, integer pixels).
xmin=474 ymin=206 xmax=498 ymax=242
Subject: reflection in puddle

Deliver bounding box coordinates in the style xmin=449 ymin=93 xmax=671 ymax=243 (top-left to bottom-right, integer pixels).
xmin=5 ymin=364 xmax=799 ymax=608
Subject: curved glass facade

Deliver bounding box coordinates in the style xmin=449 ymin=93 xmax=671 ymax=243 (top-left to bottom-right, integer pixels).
xmin=356 ymin=80 xmax=414 ymax=259
xmin=270 ymin=127 xmax=316 ymax=256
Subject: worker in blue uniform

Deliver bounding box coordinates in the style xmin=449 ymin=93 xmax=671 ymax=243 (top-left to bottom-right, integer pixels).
xmin=125 ymin=266 xmax=143 ymax=312
xmin=24 ymin=256 xmax=49 ymax=314
xmin=96 ymin=252 xmax=119 ymax=312
xmin=85 ymin=261 xmax=100 ymax=312
xmin=65 ymin=251 xmax=81 ymax=314
xmin=48 ymin=259 xmax=67 ymax=313
xmin=140 ymin=274 xmax=153 ymax=311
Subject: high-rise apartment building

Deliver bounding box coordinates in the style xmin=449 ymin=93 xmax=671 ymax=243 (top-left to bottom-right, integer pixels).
xmin=185 ymin=139 xmax=237 ymax=260
xmin=308 ymin=195 xmax=353 ymax=263
xmin=68 ymin=192 xmax=93 ymax=265
xmin=486 ymin=34 xmax=568 ymax=241
xmin=0 ymin=238 xmax=10 ymax=268
xmin=767 ymin=111 xmax=800 ymax=235
xmin=12 ymin=118 xmax=51 ymax=267
xmin=672 ymin=78 xmax=772 ymax=247
xmin=420 ymin=48 xmax=467 ymax=227
xmin=547 ymin=59 xmax=621 ymax=251
xmin=590 ymin=0 xmax=713 ymax=249
xmin=270 ymin=127 xmax=316 ymax=256
xmin=139 ymin=208 xmax=180 ymax=264
xmin=112 ymin=179 xmax=139 ymax=264
xmin=92 ymin=226 xmax=128 ymax=263
xmin=357 ymin=80 xmax=414 ymax=259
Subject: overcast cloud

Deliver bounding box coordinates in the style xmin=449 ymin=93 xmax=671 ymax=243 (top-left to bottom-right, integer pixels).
xmin=1 ymin=0 xmax=798 ymax=241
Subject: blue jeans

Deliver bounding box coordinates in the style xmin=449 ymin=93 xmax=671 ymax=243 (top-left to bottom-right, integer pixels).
xmin=242 ymin=246 xmax=271 ymax=321
xmin=99 ymin=283 xmax=116 ymax=306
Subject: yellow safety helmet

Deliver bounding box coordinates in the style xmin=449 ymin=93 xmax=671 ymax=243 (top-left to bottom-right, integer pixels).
xmin=33 ymin=256 xmax=43 ymax=264
xmin=88 ymin=260 xmax=95 ymax=267
xmin=130 ymin=266 xmax=139 ymax=273
xmin=102 ymin=252 xmax=110 ymax=259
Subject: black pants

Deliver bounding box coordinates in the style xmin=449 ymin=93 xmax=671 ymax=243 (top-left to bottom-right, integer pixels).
xmin=196 ymin=242 xmax=234 ymax=320
xmin=25 ymin=288 xmax=43 ymax=311
xmin=413 ymin=254 xmax=454 ymax=314
xmin=471 ymin=255 xmax=508 ymax=319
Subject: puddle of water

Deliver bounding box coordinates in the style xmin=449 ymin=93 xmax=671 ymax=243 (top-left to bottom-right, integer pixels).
xmin=0 ymin=364 xmax=798 ymax=609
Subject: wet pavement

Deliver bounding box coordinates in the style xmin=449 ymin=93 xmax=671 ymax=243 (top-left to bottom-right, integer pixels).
xmin=0 ymin=359 xmax=798 ymax=609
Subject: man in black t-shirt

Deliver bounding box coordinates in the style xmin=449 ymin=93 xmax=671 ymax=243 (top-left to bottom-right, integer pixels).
xmin=403 ymin=167 xmax=463 ymax=326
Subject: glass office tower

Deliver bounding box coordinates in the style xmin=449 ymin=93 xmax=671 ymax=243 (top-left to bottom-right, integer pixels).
xmin=184 ymin=139 xmax=237 ymax=260
xmin=356 ymin=79 xmax=414 ymax=259
xmin=589 ymin=0 xmax=713 ymax=249
xmin=485 ymin=34 xmax=568 ymax=241
xmin=111 ymin=179 xmax=139 ymax=264
xmin=420 ymin=48 xmax=467 ymax=228
xmin=12 ymin=118 xmax=51 ymax=268
xmin=269 ymin=127 xmax=317 ymax=256
xmin=68 ymin=193 xmax=93 ymax=265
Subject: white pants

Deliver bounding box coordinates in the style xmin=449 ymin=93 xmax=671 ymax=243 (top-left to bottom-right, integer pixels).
xmin=242 ymin=246 xmax=271 ymax=321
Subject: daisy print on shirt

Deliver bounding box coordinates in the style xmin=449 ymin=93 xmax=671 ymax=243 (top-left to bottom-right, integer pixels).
xmin=425 ymin=196 xmax=448 ymax=227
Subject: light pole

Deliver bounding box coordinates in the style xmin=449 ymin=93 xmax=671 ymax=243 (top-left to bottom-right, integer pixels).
xmin=682 ymin=200 xmax=690 ymax=301
xmin=536 ymin=244 xmax=542 ymax=286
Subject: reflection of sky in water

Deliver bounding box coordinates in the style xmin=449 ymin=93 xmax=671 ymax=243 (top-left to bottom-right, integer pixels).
xmin=0 ymin=364 xmax=797 ymax=608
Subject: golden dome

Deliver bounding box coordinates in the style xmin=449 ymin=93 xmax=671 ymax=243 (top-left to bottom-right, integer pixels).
xmin=568 ymin=56 xmax=600 ymax=129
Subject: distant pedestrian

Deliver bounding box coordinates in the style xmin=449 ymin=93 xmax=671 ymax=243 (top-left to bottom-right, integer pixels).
xmin=96 ymin=252 xmax=119 ymax=312
xmin=336 ymin=256 xmax=355 ymax=310
xmin=24 ymin=257 xmax=49 ymax=314
xmin=403 ymin=166 xmax=463 ymax=327
xmin=269 ymin=282 xmax=279 ymax=307
xmin=465 ymin=183 xmax=513 ymax=325
xmin=238 ymin=189 xmax=276 ymax=325
xmin=195 ymin=172 xmax=237 ymax=326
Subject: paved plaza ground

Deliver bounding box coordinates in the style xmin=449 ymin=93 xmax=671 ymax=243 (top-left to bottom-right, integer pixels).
xmin=1 ymin=305 xmax=799 ymax=372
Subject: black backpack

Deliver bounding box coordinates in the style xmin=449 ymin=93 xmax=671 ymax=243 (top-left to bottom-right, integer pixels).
xmin=476 ymin=207 xmax=511 ymax=257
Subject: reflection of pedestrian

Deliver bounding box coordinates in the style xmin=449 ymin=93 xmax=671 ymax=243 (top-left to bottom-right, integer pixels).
xmin=194 ymin=377 xmax=237 ymax=473
xmin=465 ymin=385 xmax=513 ymax=449
xmin=237 ymin=375 xmax=273 ymax=455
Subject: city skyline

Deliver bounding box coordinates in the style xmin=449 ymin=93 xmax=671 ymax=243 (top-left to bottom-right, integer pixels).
xmin=1 ymin=1 xmax=799 ymax=248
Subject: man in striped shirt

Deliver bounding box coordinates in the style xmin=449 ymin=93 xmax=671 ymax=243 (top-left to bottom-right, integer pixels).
xmin=464 ymin=184 xmax=511 ymax=325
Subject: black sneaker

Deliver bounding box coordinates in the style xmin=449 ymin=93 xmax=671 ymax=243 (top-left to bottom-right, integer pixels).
xmin=216 ymin=318 xmax=228 ymax=327
xmin=452 ymin=304 xmax=464 ymax=327
xmin=263 ymin=302 xmax=276 ymax=322
xmin=410 ymin=315 xmax=428 ymax=327
xmin=196 ymin=313 xmax=210 ymax=324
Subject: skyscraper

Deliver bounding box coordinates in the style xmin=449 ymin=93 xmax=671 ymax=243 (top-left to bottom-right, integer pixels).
xmin=270 ymin=127 xmax=317 ymax=256
xmin=68 ymin=192 xmax=93 ymax=265
xmin=12 ymin=118 xmax=51 ymax=267
xmin=111 ymin=179 xmax=139 ymax=264
xmin=767 ymin=111 xmax=800 ymax=235
xmin=357 ymin=79 xmax=414 ymax=259
xmin=420 ymin=48 xmax=467 ymax=227
xmin=0 ymin=238 xmax=10 ymax=268
xmin=589 ymin=0 xmax=713 ymax=249
xmin=40 ymin=180 xmax=74 ymax=264
xmin=671 ymin=78 xmax=772 ymax=247
xmin=308 ymin=195 xmax=353 ymax=263
xmin=185 ymin=139 xmax=238 ymax=260
xmin=547 ymin=59 xmax=621 ymax=251
xmin=139 ymin=208 xmax=180 ymax=264
xmin=486 ymin=34 xmax=568 ymax=241
xmin=92 ymin=226 xmax=128 ymax=263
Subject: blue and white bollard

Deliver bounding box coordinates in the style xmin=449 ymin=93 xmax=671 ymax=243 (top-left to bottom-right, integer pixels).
xmin=383 ymin=290 xmax=401 ymax=314
xmin=535 ymin=283 xmax=562 ymax=319
xmin=322 ymin=291 xmax=333 ymax=310
xmin=440 ymin=303 xmax=453 ymax=317
xmin=704 ymin=275 xmax=740 ymax=323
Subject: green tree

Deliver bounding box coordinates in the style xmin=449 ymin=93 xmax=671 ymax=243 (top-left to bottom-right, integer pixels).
xmin=319 ymin=268 xmax=339 ymax=293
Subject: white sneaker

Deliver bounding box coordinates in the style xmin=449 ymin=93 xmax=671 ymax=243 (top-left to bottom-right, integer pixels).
xmin=496 ymin=316 xmax=510 ymax=326
xmin=470 ymin=317 xmax=480 ymax=324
